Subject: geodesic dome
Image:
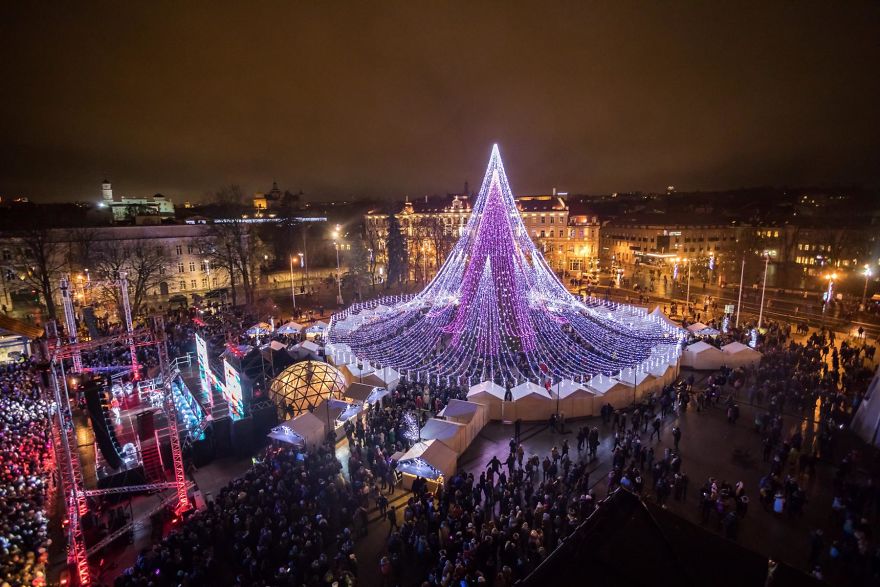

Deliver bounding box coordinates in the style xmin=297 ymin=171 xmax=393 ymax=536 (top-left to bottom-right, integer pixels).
xmin=269 ymin=360 xmax=346 ymax=419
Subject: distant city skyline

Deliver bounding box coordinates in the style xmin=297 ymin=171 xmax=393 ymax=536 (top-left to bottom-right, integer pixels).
xmin=1 ymin=3 xmax=879 ymax=203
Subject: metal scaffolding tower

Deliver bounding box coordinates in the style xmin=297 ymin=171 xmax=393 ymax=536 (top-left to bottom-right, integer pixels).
xmin=49 ymin=311 xmax=193 ymax=586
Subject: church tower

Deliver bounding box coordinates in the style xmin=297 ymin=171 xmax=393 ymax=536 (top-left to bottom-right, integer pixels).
xmin=102 ymin=180 xmax=113 ymax=202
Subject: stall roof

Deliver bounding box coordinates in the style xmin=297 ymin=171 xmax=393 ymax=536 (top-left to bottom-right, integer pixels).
xmin=438 ymin=398 xmax=485 ymax=420
xmin=467 ymin=380 xmax=506 ymax=400
xmin=344 ymin=382 xmax=379 ymax=403
xmin=0 ymin=315 xmax=44 ymax=339
xmin=510 ymin=381 xmax=552 ymax=400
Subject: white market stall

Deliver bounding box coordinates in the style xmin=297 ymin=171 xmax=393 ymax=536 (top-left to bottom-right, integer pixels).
xmin=290 ymin=340 xmax=323 ymax=361
xmin=361 ymin=366 xmax=401 ymax=391
xmin=686 ymin=322 xmax=709 ymax=334
xmin=720 ymin=341 xmax=762 ymax=368
xmin=681 ymin=341 xmax=725 ymax=370
xmin=556 ymin=379 xmax=597 ymax=418
xmin=343 ymin=382 xmax=390 ymax=407
xmin=852 ymin=367 xmax=880 ymax=447
xmin=437 ymin=399 xmax=488 ymax=447
xmin=267 ymin=411 xmax=326 ymax=449
xmin=246 ymin=322 xmax=273 ymax=337
xmin=509 ymin=381 xmax=555 ymax=421
xmin=419 ymin=418 xmax=469 ymax=455
xmin=615 ymin=367 xmax=659 ymax=400
xmin=467 ymin=380 xmax=507 ymax=420
xmin=396 ymin=439 xmax=457 ymax=490
xmin=340 ymin=361 xmax=376 ymax=385
xmin=586 ymin=374 xmax=634 ymax=409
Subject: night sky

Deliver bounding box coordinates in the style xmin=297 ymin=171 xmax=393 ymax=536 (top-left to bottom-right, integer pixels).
xmin=1 ymin=2 xmax=879 ymax=203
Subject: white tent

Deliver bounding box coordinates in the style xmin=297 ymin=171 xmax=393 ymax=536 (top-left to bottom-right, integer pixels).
xmin=615 ymin=367 xmax=658 ymax=400
xmin=246 ymin=322 xmax=272 ymax=336
xmin=419 ymin=418 xmax=469 ymax=455
xmin=325 ymin=343 xmax=354 ymax=366
xmin=651 ymin=306 xmax=680 ymax=329
xmin=343 ymin=382 xmax=380 ymax=404
xmin=361 ymin=366 xmax=401 ymax=391
xmin=648 ymin=361 xmax=673 ymax=387
xmin=290 ymin=340 xmax=322 ymax=360
xmin=852 ymin=367 xmax=880 ymax=447
xmin=556 ymin=379 xmax=597 ymax=418
xmin=340 ymin=361 xmax=376 ymax=385
xmin=268 ymin=340 xmax=287 ymax=351
xmin=397 ymin=439 xmax=457 ymax=488
xmin=586 ymin=374 xmax=634 ymax=409
xmin=437 ymin=399 xmax=488 ymax=446
xmin=267 ymin=411 xmax=325 ymax=448
xmin=681 ymin=341 xmax=725 ymax=370
xmin=277 ymin=321 xmax=304 ymax=334
xmin=310 ymin=320 xmax=329 ymax=330
xmin=467 ymin=380 xmax=507 ymax=419
xmin=720 ymin=341 xmax=762 ymax=368
xmin=509 ymin=381 xmax=555 ymax=421
xmin=686 ymin=322 xmax=709 ymax=333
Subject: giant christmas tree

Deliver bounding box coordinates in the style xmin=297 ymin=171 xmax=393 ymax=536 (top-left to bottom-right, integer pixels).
xmin=330 ymin=145 xmax=681 ymax=386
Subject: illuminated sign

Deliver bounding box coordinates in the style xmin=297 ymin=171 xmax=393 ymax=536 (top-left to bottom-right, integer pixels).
xmin=195 ymin=334 xmax=212 ymax=404
xmin=222 ymin=359 xmax=245 ymax=420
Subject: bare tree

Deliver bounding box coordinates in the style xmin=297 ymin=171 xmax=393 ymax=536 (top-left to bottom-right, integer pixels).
xmin=66 ymin=227 xmax=98 ymax=273
xmin=203 ymin=185 xmax=264 ymax=307
xmin=18 ymin=227 xmax=67 ymax=319
xmin=91 ymin=241 xmax=168 ymax=319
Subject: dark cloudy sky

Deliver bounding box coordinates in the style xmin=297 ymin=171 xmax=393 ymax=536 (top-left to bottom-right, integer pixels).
xmin=1 ymin=2 xmax=879 ymax=203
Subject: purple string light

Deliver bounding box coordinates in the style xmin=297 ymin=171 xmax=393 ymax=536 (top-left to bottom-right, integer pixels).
xmin=330 ymin=145 xmax=682 ymax=385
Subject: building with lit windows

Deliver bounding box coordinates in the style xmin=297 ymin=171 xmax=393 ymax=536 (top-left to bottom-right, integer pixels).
xmin=364 ymin=193 xmax=601 ymax=284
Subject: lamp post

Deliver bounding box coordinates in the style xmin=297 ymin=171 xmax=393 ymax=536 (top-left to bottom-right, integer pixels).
xmin=862 ymin=265 xmax=873 ymax=311
xmin=332 ymin=226 xmax=343 ymax=306
xmin=821 ymin=272 xmax=837 ymax=333
xmin=288 ymin=255 xmax=296 ymax=311
xmin=757 ymin=252 xmax=770 ymax=329
xmin=298 ymin=252 xmax=305 ymax=292
xmin=735 ymin=256 xmax=745 ymax=328
xmin=685 ymin=258 xmax=692 ymax=316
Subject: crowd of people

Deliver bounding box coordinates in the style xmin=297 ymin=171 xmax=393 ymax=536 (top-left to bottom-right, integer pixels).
xmin=0 ymin=362 xmax=52 ymax=587
xmin=115 ymin=443 xmax=361 ymax=586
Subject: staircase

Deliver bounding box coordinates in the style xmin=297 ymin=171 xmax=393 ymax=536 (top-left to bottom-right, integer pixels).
xmin=140 ymin=436 xmax=166 ymax=483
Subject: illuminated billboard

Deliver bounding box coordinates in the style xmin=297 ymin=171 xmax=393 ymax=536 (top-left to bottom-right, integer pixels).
xmin=222 ymin=359 xmax=245 ymax=420
xmin=195 ymin=334 xmax=212 ymax=405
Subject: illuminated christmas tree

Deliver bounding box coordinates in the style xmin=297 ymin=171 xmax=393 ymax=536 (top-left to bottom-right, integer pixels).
xmin=330 ymin=145 xmax=681 ymax=386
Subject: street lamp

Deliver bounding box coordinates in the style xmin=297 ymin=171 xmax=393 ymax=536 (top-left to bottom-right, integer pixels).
xmin=821 ymin=272 xmax=837 ymax=333
xmin=757 ymin=251 xmax=770 ymax=329
xmin=332 ymin=225 xmax=343 ymax=305
xmin=298 ymin=252 xmax=305 ymax=292
xmin=288 ymin=255 xmax=297 ymax=310
xmin=862 ymin=265 xmax=873 ymax=310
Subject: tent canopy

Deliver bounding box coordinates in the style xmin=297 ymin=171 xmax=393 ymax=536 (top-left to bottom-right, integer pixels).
xmin=510 ymin=381 xmax=552 ymax=400
xmin=468 ymin=380 xmax=506 ymax=400
xmin=246 ymin=322 xmax=272 ymax=336
xmin=277 ymin=321 xmax=304 ymax=334
xmin=686 ymin=322 xmax=708 ymax=333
